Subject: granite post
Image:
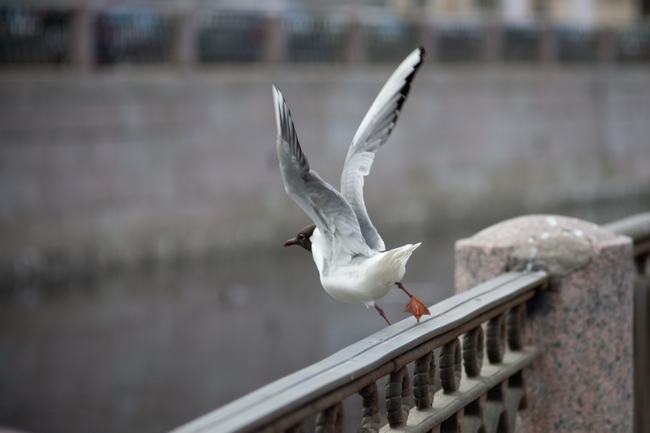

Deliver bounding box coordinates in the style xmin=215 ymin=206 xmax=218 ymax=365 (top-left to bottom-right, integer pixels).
xmin=455 ymin=215 xmax=634 ymax=433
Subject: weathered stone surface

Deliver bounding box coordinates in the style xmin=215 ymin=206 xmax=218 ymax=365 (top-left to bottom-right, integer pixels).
xmin=455 ymin=215 xmax=634 ymax=433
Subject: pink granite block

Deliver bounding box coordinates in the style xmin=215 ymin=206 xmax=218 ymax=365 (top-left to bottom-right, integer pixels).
xmin=455 ymin=215 xmax=634 ymax=433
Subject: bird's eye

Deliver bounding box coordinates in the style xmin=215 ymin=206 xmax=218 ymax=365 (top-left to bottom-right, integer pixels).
xmin=299 ymin=234 xmax=305 ymax=240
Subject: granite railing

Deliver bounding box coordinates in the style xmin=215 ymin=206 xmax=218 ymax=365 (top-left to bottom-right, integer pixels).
xmin=171 ymin=271 xmax=548 ymax=433
xmin=603 ymin=213 xmax=650 ymax=274
xmin=455 ymin=212 xmax=648 ymax=433
xmin=170 ymin=212 xmax=648 ymax=433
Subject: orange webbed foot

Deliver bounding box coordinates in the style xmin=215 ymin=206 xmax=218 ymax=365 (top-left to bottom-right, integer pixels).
xmin=404 ymin=296 xmax=430 ymax=322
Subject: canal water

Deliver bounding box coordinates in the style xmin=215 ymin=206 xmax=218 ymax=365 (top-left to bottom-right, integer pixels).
xmin=1 ymin=201 xmax=648 ymax=433
xmin=1 ymin=65 xmax=649 ymax=433
xmin=0 ymin=228 xmax=461 ymax=433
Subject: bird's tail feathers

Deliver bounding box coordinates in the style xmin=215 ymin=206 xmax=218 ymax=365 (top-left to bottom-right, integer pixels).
xmin=377 ymin=242 xmax=421 ymax=269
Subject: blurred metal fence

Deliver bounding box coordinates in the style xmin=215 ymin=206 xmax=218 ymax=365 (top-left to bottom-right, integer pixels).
xmin=502 ymin=25 xmax=540 ymax=62
xmin=556 ymin=27 xmax=599 ymax=62
xmin=1 ymin=4 xmax=649 ymax=67
xmin=365 ymin=17 xmax=418 ymax=63
xmin=0 ymin=7 xmax=70 ymax=64
xmin=618 ymin=24 xmax=650 ymax=62
xmin=436 ymin=23 xmax=484 ymax=62
xmin=196 ymin=10 xmax=264 ymax=63
xmin=95 ymin=9 xmax=174 ymax=64
xmin=286 ymin=14 xmax=349 ymax=62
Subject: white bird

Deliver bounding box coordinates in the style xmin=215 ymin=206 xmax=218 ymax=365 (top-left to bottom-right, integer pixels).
xmin=273 ymin=47 xmax=429 ymax=326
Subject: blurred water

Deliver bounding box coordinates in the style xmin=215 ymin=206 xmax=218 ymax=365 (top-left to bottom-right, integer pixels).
xmin=1 ymin=64 xmax=649 ymax=433
xmin=1 ymin=201 xmax=649 ymax=433
xmin=0 ymin=227 xmax=463 ymax=433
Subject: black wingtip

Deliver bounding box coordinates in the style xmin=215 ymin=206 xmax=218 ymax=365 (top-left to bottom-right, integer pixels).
xmin=389 ymin=46 xmax=425 ymax=130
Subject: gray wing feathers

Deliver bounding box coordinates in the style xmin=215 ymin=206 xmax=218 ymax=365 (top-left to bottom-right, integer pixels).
xmin=340 ymin=47 xmax=425 ymax=251
xmin=340 ymin=151 xmax=384 ymax=250
xmin=273 ymin=85 xmax=373 ymax=257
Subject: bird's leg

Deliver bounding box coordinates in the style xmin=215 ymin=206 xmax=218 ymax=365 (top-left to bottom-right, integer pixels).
xmin=396 ymin=282 xmax=431 ymax=322
xmin=374 ymin=303 xmax=392 ymax=326
xmin=396 ymin=281 xmax=415 ymax=297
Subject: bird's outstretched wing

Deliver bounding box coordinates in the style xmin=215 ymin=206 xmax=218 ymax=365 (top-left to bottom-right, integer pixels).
xmin=273 ymin=85 xmax=373 ymax=258
xmin=340 ymin=47 xmax=425 ymax=251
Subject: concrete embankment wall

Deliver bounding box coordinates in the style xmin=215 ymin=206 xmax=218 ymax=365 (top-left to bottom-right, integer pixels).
xmin=1 ymin=65 xmax=649 ymax=284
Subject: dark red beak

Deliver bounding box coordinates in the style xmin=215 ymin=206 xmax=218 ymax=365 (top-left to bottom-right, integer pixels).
xmin=284 ymin=238 xmax=299 ymax=247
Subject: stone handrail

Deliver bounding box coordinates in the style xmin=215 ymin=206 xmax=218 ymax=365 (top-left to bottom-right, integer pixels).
xmin=171 ymin=271 xmax=548 ymax=433
xmin=170 ymin=212 xmax=648 ymax=433
xmin=603 ymin=212 xmax=650 ymax=272
xmin=455 ymin=213 xmax=647 ymax=433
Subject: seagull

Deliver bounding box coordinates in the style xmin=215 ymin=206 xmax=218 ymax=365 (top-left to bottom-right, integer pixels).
xmin=272 ymin=47 xmax=429 ymax=326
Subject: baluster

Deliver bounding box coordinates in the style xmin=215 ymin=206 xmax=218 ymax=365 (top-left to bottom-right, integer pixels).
xmin=486 ymin=313 xmax=506 ymax=363
xmin=440 ymin=338 xmax=462 ymax=393
xmin=386 ymin=366 xmax=411 ymax=427
xmin=413 ymin=351 xmax=435 ymax=409
xmin=507 ymin=303 xmax=527 ymax=351
xmin=462 ymin=325 xmax=484 ymax=377
xmin=357 ymin=382 xmax=380 ymax=433
xmin=315 ymin=402 xmax=343 ymax=433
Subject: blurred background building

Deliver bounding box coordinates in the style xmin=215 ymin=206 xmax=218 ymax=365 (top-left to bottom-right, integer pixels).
xmin=392 ymin=0 xmax=640 ymax=27
xmin=0 ymin=1 xmax=649 ymax=433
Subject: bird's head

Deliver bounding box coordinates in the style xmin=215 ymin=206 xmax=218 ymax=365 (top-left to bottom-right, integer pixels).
xmin=283 ymin=224 xmax=316 ymax=252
